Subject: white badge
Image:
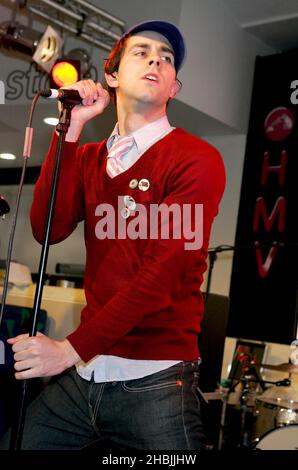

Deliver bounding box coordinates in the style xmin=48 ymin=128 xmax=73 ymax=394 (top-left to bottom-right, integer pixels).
xmin=121 ymin=207 xmax=130 ymax=219
xmin=138 ymin=178 xmax=150 ymax=191
xmin=123 ymin=195 xmax=137 ymax=211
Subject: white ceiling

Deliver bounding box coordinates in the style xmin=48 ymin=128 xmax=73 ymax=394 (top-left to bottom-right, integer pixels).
xmin=1 ymin=0 xmax=298 ymax=170
xmin=224 ymin=0 xmax=298 ymax=50
xmin=225 ymin=0 xmax=298 ymax=24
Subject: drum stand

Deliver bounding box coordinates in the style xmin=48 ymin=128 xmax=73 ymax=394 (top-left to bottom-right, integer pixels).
xmin=209 ymin=378 xmax=251 ymax=449
xmin=238 ymin=377 xmax=251 ymax=447
xmin=220 ymin=365 xmax=265 ymax=449
xmin=221 ymin=376 xmax=254 ymax=448
xmin=217 ymin=386 xmax=229 ymax=450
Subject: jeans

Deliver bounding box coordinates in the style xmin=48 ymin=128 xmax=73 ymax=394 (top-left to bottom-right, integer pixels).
xmin=1 ymin=361 xmax=206 ymax=450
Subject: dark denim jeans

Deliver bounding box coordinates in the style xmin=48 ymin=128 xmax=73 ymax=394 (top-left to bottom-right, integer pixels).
xmin=1 ymin=361 xmax=206 ymax=450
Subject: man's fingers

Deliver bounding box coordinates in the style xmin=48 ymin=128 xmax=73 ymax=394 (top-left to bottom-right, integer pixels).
xmin=15 ymin=368 xmax=39 ymax=380
xmin=14 ymin=348 xmax=35 ymax=362
xmin=8 ymin=332 xmax=43 ymax=346
xmin=11 ymin=336 xmax=41 ymax=353
xmin=14 ymin=358 xmax=37 ymax=372
xmin=94 ymin=87 xmax=110 ymax=110
xmin=7 ymin=333 xmax=29 ymax=344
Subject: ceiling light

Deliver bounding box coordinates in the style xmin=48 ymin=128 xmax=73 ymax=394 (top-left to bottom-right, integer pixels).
xmin=32 ymin=25 xmax=63 ymax=73
xmin=0 ymin=22 xmax=63 ymax=73
xmin=49 ymin=48 xmax=92 ymax=88
xmin=43 ymin=117 xmax=59 ymax=126
xmin=0 ymin=153 xmax=16 ymax=160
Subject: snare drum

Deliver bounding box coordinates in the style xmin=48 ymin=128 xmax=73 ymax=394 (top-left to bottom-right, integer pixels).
xmin=255 ymin=425 xmax=298 ymax=450
xmin=252 ymin=385 xmax=298 ymax=441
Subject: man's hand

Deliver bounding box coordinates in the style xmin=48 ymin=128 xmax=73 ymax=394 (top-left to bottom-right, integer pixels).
xmin=59 ymin=79 xmax=110 ymax=142
xmin=7 ymin=333 xmax=81 ymax=379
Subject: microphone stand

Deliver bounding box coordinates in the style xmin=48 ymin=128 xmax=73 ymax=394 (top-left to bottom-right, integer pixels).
xmin=204 ymin=245 xmax=236 ymax=308
xmin=203 ymin=242 xmax=291 ymax=308
xmin=9 ymin=101 xmax=74 ymax=450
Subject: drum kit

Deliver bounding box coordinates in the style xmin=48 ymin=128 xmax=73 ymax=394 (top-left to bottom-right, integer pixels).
xmin=223 ymin=361 xmax=298 ymax=450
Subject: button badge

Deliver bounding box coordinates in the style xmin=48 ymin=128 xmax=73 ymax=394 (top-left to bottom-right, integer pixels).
xmin=129 ymin=178 xmax=138 ymax=189
xmin=138 ymin=178 xmax=150 ymax=191
xmin=123 ymin=195 xmax=137 ymax=211
xmin=121 ymin=207 xmax=130 ymax=219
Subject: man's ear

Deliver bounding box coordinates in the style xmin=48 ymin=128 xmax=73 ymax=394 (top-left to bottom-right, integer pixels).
xmin=169 ymin=78 xmax=182 ymax=99
xmin=105 ymin=71 xmax=118 ymax=89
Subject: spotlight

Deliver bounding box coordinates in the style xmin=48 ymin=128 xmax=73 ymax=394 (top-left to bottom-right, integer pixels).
xmin=32 ymin=25 xmax=64 ymax=73
xmin=50 ymin=59 xmax=80 ymax=88
xmin=49 ymin=48 xmax=92 ymax=88
xmin=0 ymin=22 xmax=63 ymax=73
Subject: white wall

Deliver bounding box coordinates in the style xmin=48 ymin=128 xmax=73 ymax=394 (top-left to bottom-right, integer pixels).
xmin=0 ymin=185 xmax=85 ymax=275
xmin=178 ymin=0 xmax=274 ymax=132
xmin=202 ymin=133 xmax=247 ymax=296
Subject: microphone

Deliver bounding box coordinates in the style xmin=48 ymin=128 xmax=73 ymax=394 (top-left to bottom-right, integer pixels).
xmin=40 ymin=89 xmax=82 ymax=105
xmin=0 ymin=195 xmax=10 ymax=217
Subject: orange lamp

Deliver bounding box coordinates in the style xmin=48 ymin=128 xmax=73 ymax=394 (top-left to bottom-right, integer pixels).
xmin=50 ymin=59 xmax=80 ymax=88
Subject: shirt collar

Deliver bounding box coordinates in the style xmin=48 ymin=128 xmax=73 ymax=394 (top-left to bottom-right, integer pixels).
xmin=106 ymin=116 xmax=172 ymax=153
xmin=106 ymin=123 xmax=121 ymax=151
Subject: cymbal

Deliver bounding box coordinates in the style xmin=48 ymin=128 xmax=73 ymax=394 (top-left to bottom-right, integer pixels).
xmin=255 ymin=362 xmax=298 ymax=374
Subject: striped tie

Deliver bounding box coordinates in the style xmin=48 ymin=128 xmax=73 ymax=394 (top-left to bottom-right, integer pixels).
xmin=106 ymin=135 xmax=135 ymax=178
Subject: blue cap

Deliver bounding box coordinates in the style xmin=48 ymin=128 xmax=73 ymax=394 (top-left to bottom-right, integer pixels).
xmin=122 ymin=20 xmax=186 ymax=72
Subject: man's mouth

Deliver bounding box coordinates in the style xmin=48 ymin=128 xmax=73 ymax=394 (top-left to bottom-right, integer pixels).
xmin=142 ymin=74 xmax=159 ymax=83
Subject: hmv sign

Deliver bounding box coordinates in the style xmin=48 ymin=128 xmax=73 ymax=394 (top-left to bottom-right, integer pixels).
xmin=228 ymin=50 xmax=298 ymax=344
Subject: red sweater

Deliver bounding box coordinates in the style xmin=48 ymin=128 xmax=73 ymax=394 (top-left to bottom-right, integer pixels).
xmin=30 ymin=128 xmax=225 ymax=362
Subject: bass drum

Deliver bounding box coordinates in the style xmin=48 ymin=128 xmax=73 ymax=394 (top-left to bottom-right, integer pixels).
xmin=251 ymin=385 xmax=298 ymax=441
xmin=255 ymin=425 xmax=298 ymax=450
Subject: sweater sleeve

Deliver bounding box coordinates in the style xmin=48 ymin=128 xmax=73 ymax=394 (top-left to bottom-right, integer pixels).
xmin=30 ymin=132 xmax=85 ymax=244
xmin=67 ymin=142 xmax=226 ymax=362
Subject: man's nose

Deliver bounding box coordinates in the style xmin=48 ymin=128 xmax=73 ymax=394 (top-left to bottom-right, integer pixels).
xmin=148 ymin=57 xmax=160 ymax=67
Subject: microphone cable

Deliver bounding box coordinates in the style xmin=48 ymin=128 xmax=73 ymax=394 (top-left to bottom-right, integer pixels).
xmin=0 ymin=92 xmax=42 ymax=330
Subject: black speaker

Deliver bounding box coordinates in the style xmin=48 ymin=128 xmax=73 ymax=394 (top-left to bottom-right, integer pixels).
xmin=198 ymin=293 xmax=229 ymax=392
xmin=198 ymin=293 xmax=229 ymax=448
